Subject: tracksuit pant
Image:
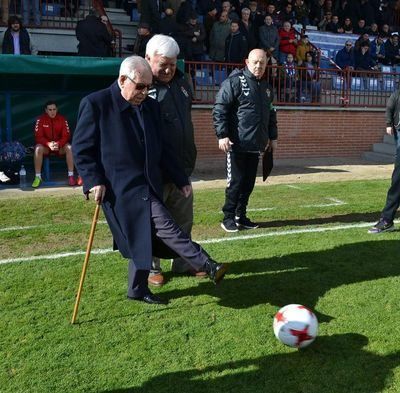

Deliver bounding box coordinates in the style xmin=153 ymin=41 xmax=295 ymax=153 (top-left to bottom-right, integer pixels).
xmin=222 ymin=150 xmax=260 ymax=220
xmin=382 ymin=133 xmax=400 ymax=222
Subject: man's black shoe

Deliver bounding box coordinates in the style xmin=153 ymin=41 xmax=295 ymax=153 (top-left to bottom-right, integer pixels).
xmin=205 ymin=259 xmax=228 ymax=284
xmin=128 ymin=293 xmax=169 ymax=305
xmin=221 ymin=218 xmax=239 ymax=232
xmin=235 ymin=216 xmax=259 ymax=229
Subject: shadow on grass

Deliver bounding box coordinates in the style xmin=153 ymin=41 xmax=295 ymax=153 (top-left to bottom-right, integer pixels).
xmin=258 ymin=211 xmax=384 ymax=228
xmin=162 ymin=240 xmax=400 ymax=321
xmin=102 ymin=333 xmax=400 ymax=393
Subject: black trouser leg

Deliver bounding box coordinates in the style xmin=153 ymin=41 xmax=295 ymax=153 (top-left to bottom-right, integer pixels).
xmin=127 ymin=261 xmax=150 ymax=298
xmin=222 ymin=151 xmax=259 ymax=220
xmin=382 ymin=135 xmax=400 ymax=222
xmin=236 ymin=153 xmax=260 ymax=218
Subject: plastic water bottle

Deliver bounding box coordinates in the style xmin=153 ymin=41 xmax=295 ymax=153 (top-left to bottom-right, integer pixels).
xmin=19 ymin=165 xmax=26 ymax=189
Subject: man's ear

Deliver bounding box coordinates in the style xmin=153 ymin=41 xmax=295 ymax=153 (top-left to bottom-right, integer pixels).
xmin=118 ymin=75 xmax=126 ymax=87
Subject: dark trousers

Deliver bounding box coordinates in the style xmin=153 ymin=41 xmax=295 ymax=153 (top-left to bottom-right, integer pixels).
xmin=127 ymin=193 xmax=209 ymax=298
xmin=222 ymin=151 xmax=260 ymax=220
xmin=382 ymin=134 xmax=400 ymax=222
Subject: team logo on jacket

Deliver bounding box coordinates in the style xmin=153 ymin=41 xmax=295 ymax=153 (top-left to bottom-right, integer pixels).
xmin=239 ymin=75 xmax=250 ymax=96
xmin=148 ymin=87 xmax=157 ymax=99
xmin=266 ymin=88 xmax=271 ymax=98
xmin=180 ymin=86 xmax=189 ymax=98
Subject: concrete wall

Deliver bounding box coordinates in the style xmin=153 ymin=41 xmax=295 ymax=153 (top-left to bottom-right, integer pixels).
xmin=192 ymin=107 xmax=386 ymax=170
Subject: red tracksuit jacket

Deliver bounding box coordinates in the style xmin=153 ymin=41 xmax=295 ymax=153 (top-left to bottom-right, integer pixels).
xmin=34 ymin=113 xmax=70 ymax=148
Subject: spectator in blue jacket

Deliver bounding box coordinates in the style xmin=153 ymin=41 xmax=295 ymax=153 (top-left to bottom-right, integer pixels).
xmin=370 ymin=36 xmax=386 ymax=64
xmin=335 ymin=40 xmax=355 ymax=69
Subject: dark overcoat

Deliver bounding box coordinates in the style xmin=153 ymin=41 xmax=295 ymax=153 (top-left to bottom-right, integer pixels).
xmin=72 ymin=81 xmax=188 ymax=269
xmin=76 ymin=15 xmax=113 ymax=57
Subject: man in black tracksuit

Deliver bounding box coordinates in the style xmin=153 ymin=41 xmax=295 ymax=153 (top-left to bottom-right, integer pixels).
xmin=213 ymin=48 xmax=278 ymax=232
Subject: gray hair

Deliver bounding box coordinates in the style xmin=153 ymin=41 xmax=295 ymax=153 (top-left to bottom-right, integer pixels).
xmin=145 ymin=34 xmax=180 ymax=58
xmin=118 ymin=55 xmax=152 ymax=82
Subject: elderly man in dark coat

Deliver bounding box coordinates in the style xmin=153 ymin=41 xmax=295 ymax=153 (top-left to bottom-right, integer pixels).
xmin=72 ymin=56 xmax=227 ymax=305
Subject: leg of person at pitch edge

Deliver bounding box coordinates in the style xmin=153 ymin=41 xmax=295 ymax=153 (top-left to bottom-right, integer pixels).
xmin=221 ymin=151 xmax=247 ymax=232
xmin=235 ymin=152 xmax=260 ymax=229
xmin=369 ymin=133 xmax=400 ymax=234
xmin=150 ymin=193 xmax=227 ymax=284
xmin=381 ymin=134 xmax=400 ymax=223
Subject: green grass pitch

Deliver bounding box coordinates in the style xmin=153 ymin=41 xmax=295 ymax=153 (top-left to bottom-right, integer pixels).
xmin=1 ymin=179 xmax=399 ymax=393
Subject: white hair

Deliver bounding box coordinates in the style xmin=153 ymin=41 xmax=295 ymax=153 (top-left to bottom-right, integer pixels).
xmin=145 ymin=34 xmax=180 ymax=58
xmin=118 ymin=55 xmax=152 ymax=81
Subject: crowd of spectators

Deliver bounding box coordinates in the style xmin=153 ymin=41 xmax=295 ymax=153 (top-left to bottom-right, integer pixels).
xmin=135 ymin=0 xmax=400 ymax=68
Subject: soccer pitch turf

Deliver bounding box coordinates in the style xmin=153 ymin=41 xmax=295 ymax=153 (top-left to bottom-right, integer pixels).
xmin=1 ymin=179 xmax=400 ymax=393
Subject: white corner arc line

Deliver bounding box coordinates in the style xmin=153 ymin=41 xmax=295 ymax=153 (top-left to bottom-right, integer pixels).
xmin=302 ymin=198 xmax=347 ymax=208
xmin=1 ymin=220 xmax=397 ymax=266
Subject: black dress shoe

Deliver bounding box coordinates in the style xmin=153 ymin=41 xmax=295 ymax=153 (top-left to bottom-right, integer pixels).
xmin=205 ymin=260 xmax=228 ymax=284
xmin=128 ymin=293 xmax=169 ymax=305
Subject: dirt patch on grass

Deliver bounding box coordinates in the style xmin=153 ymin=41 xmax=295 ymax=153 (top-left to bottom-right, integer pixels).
xmin=0 ymin=158 xmax=394 ymax=199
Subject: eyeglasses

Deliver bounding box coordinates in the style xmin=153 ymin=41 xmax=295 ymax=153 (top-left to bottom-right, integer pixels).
xmin=125 ymin=75 xmax=152 ymax=91
xmin=345 ymin=44 xmax=352 ymax=47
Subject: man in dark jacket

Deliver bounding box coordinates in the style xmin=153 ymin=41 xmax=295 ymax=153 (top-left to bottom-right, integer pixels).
xmin=213 ymin=48 xmax=278 ymax=232
xmin=384 ymin=34 xmax=400 ymax=65
xmin=369 ymin=89 xmax=400 ymax=234
xmin=1 ymin=15 xmax=37 ymax=54
xmin=183 ymin=12 xmax=206 ymax=61
xmin=139 ymin=0 xmax=162 ymax=33
xmin=146 ymin=34 xmax=204 ymax=286
xmin=354 ymin=42 xmax=377 ymax=71
xmin=72 ymin=56 xmax=227 ymax=304
xmin=225 ymin=20 xmax=248 ymax=63
xmin=76 ymin=9 xmax=113 ymax=57
xmin=133 ymin=22 xmax=153 ymax=57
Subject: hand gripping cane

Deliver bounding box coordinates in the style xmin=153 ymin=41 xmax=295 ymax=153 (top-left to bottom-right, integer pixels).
xmin=71 ymin=203 xmax=101 ymax=324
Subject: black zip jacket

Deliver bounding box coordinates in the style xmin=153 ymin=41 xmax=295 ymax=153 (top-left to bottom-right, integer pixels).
xmin=148 ymin=69 xmax=197 ymax=178
xmin=213 ymin=67 xmax=278 ymax=152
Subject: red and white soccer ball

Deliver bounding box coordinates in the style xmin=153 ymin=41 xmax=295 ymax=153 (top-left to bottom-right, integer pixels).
xmin=273 ymin=304 xmax=318 ymax=348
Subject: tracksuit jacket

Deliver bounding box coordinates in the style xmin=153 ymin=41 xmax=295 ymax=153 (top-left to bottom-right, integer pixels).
xmin=34 ymin=113 xmax=71 ymax=148
xmin=213 ymin=67 xmax=278 ymax=152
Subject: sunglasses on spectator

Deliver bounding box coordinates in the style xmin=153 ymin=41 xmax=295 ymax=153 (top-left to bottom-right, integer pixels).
xmin=346 ymin=44 xmax=352 ymax=47
xmin=125 ymin=75 xmax=152 ymax=91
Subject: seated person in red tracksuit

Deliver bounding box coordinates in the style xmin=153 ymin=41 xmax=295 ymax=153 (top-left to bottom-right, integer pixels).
xmin=32 ymin=101 xmax=81 ymax=188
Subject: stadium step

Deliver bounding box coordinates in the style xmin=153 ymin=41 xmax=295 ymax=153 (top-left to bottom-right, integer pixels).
xmin=373 ymin=142 xmax=396 ymax=156
xmin=362 ymin=151 xmax=394 ymax=164
xmin=363 ymin=132 xmax=396 ymax=164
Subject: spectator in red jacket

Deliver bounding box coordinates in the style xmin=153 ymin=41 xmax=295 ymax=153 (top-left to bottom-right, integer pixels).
xmin=278 ymin=21 xmax=297 ymax=64
xmin=32 ymin=101 xmax=81 ymax=188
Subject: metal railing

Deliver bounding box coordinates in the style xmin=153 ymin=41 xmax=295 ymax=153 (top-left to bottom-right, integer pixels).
xmin=2 ymin=0 xmax=122 ymax=56
xmin=185 ymin=61 xmax=397 ymax=108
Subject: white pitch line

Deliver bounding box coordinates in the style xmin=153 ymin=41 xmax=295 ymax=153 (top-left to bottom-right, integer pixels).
xmin=247 ymin=207 xmax=276 ymax=212
xmin=285 ymin=185 xmax=302 ymax=190
xmin=0 ymin=220 xmax=108 ymax=233
xmin=0 ymin=248 xmax=114 ymax=265
xmin=1 ymin=220 xmax=397 ymax=266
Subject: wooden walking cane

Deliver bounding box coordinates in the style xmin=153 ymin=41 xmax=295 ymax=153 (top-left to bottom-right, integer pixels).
xmin=71 ymin=203 xmax=101 ymax=324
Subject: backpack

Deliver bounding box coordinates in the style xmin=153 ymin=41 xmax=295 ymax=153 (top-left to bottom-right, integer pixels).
xmin=0 ymin=141 xmax=26 ymax=165
xmin=0 ymin=142 xmax=26 ymax=185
